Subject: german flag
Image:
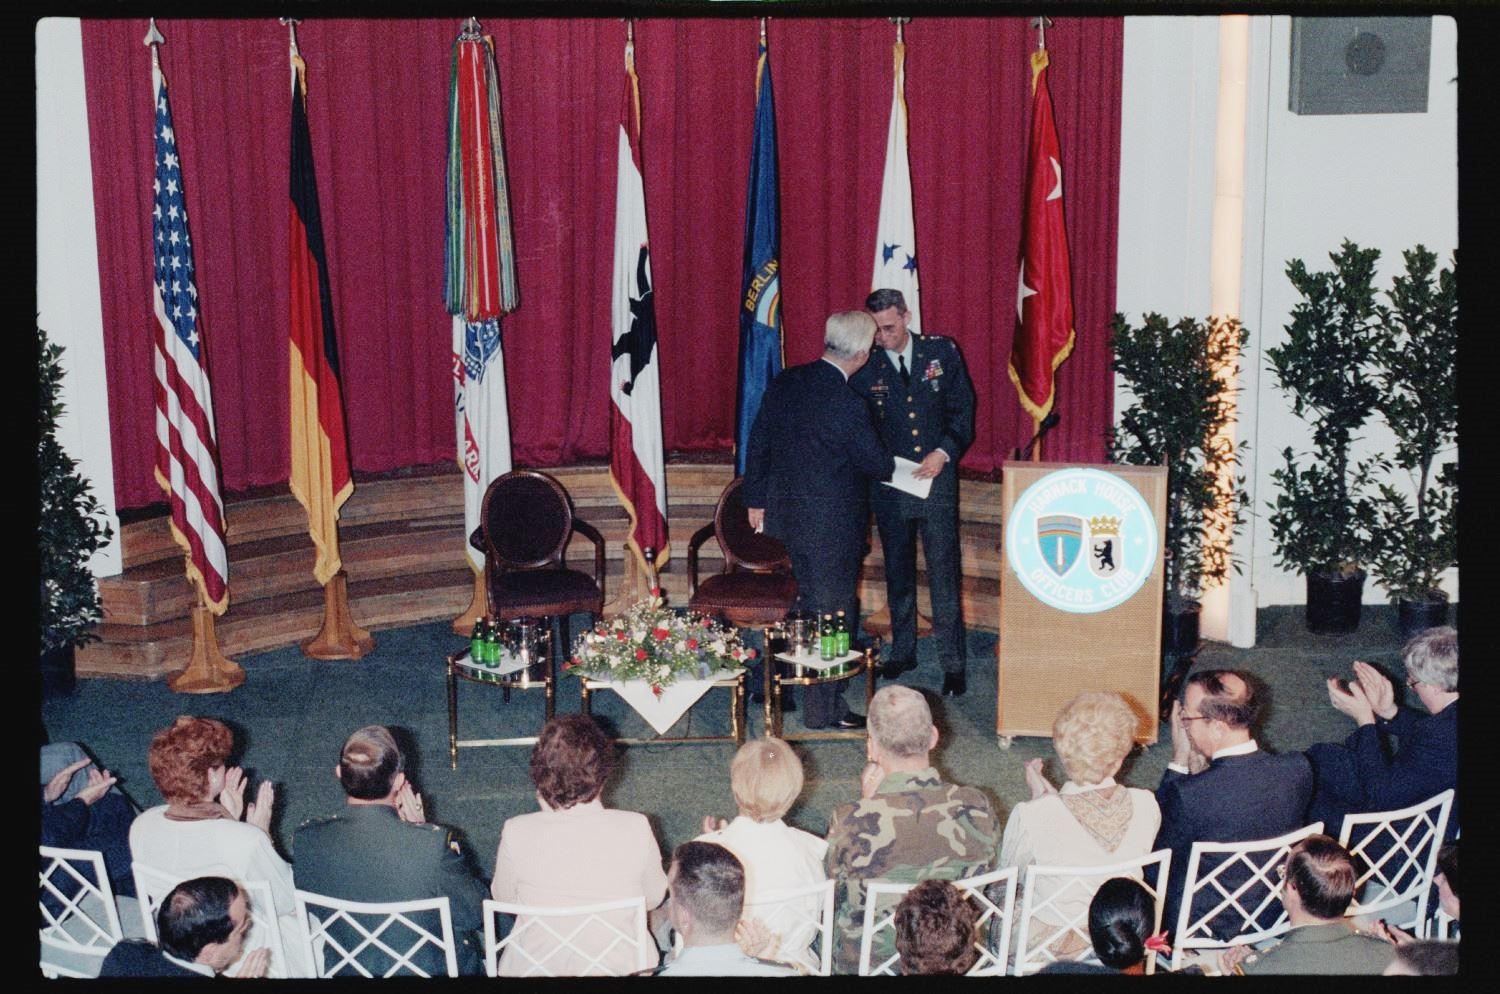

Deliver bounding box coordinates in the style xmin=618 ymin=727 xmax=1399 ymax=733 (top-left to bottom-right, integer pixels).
xmin=288 ymin=53 xmax=352 ymax=587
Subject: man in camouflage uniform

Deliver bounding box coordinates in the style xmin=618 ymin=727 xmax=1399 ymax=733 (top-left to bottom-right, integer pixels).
xmin=294 ymin=726 xmax=489 ymax=975
xmin=824 ymin=686 xmax=1000 ymax=973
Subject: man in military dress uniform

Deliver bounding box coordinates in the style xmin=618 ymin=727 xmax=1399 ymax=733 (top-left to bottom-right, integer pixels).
xmin=850 ymin=289 xmax=976 ymax=696
xmin=294 ymin=725 xmax=489 ymax=975
xmin=824 ymin=686 xmax=999 ymax=973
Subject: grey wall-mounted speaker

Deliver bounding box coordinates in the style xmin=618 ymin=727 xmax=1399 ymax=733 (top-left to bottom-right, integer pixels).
xmin=1289 ymin=17 xmax=1431 ymax=115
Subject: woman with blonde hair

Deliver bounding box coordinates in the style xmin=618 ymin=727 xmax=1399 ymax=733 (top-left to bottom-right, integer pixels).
xmin=696 ymin=736 xmax=827 ymax=971
xmin=1000 ymin=691 xmax=1161 ymax=960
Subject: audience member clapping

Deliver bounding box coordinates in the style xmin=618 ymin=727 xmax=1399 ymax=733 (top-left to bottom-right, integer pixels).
xmin=100 ymin=875 xmax=269 ymax=978
xmin=657 ymin=842 xmax=796 ymax=976
xmin=128 ymin=716 xmax=308 ymax=977
xmin=1001 ymin=691 xmax=1160 ymax=958
xmin=40 ymin=741 xmax=137 ymax=900
xmin=893 ymin=880 xmax=979 ymax=975
xmin=696 ymin=736 xmax=827 ymax=971
xmin=490 ymin=714 xmax=668 ymax=976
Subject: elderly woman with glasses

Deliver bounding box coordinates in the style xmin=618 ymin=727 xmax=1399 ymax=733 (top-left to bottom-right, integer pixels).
xmin=999 ymin=691 xmax=1161 ymax=960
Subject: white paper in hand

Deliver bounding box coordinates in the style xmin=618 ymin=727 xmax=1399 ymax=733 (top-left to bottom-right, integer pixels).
xmin=881 ymin=456 xmax=933 ymax=499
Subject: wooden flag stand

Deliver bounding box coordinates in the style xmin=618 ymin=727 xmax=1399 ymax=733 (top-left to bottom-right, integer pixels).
xmin=452 ymin=568 xmax=487 ymax=635
xmin=302 ymin=570 xmax=374 ymax=659
xmin=168 ymin=589 xmax=245 ymax=694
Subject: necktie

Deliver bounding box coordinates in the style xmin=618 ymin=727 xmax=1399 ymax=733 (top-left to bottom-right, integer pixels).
xmin=898 ymin=354 xmax=910 ymax=386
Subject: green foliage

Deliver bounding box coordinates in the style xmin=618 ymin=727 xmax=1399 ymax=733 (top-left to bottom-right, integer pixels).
xmin=1108 ymin=313 xmax=1250 ymax=609
xmin=1365 ymin=247 xmax=1458 ymax=599
xmin=39 ymin=325 xmax=112 ymax=652
xmin=1265 ymin=241 xmax=1385 ymax=575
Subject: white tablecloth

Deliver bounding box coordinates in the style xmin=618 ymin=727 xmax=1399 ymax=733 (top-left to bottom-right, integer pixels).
xmin=583 ymin=669 xmax=742 ymax=735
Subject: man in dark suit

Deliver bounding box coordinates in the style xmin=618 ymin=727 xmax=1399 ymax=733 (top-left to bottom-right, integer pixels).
xmin=1154 ymin=669 xmax=1313 ymax=940
xmin=1305 ymin=626 xmax=1459 ymax=840
xmin=849 ymin=289 xmax=975 ymax=697
xmin=101 ymin=876 xmax=269 ymax=978
xmin=743 ymin=310 xmax=895 ymax=730
xmin=294 ymin=725 xmax=489 ymax=975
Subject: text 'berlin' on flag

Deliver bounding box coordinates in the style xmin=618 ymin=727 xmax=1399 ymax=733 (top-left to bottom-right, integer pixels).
xmin=288 ymin=53 xmax=353 ymax=588
xmin=149 ymin=57 xmax=229 ymax=613
xmin=445 ymin=30 xmax=517 ymax=572
xmin=1009 ymin=47 xmax=1076 ymax=428
xmin=871 ymin=37 xmax=921 ymax=331
xmin=735 ymin=34 xmax=783 ymax=478
xmin=610 ymin=37 xmax=669 ymax=573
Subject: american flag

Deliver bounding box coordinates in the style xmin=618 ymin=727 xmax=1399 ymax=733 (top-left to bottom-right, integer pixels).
xmin=150 ymin=59 xmax=230 ymax=613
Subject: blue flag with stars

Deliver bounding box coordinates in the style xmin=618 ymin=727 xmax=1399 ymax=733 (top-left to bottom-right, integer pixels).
xmin=736 ymin=37 xmax=783 ymax=477
xmin=871 ymin=39 xmax=921 ymax=331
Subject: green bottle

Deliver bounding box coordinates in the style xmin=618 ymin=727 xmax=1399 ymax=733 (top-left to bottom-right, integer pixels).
xmin=483 ymin=619 xmax=502 ymax=667
xmin=820 ymin=613 xmax=836 ymax=661
xmin=835 ymin=610 xmax=850 ymax=657
xmin=470 ymin=618 xmax=486 ymax=664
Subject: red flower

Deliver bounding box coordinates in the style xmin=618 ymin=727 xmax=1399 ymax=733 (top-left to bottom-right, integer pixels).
xmin=562 ymin=659 xmax=576 ymax=670
xmin=616 ymin=632 xmax=628 ymax=641
xmin=746 ymin=648 xmax=758 ymax=660
xmin=635 ymin=648 xmax=649 ymax=661
xmin=650 ymin=586 xmax=663 ymax=598
xmin=651 ymin=683 xmax=663 ymax=698
xmin=686 ymin=638 xmax=699 ymax=650
xmin=732 ymin=649 xmax=742 ymax=659
xmin=652 ymin=627 xmax=671 ymax=641
xmin=701 ymin=618 xmax=713 ymax=628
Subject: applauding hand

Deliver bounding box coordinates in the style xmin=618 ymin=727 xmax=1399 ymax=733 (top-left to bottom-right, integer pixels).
xmin=396 ymin=781 xmax=426 ymax=824
xmin=245 ymin=780 xmax=275 ymax=834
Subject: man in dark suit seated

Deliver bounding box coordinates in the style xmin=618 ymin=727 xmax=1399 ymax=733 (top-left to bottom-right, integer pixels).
xmin=1154 ymin=669 xmax=1313 ymax=940
xmin=742 ymin=310 xmax=895 ymax=730
xmin=101 ymin=876 xmax=269 ymax=978
xmin=1305 ymin=626 xmax=1459 ymax=840
xmin=294 ymin=725 xmax=489 ymax=975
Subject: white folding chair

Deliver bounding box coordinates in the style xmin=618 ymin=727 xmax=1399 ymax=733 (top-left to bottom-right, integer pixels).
xmin=483 ymin=896 xmax=652 ymax=977
xmin=1429 ymin=909 xmax=1459 ymax=940
xmin=742 ymin=878 xmax=836 ymax=976
xmin=857 ymin=866 xmax=1018 ymax=976
xmin=295 ymin=890 xmax=458 ymax=978
xmin=132 ymin=863 xmax=287 ymax=978
xmin=39 ymin=845 xmax=124 ymax=978
xmin=1014 ymin=848 xmax=1172 ymax=976
xmin=1170 ymin=822 xmax=1323 ymax=972
xmin=1338 ymin=789 xmax=1454 ymax=932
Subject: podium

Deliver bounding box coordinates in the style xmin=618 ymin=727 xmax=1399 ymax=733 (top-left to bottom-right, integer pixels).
xmin=996 ymin=462 xmax=1166 ymax=747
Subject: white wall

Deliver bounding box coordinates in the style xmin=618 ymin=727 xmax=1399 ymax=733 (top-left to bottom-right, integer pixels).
xmin=37 ymin=17 xmax=121 ymax=577
xmin=1118 ymin=15 xmax=1458 ymax=645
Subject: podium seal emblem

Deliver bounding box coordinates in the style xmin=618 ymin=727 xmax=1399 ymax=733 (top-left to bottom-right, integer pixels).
xmin=1006 ymin=468 xmax=1157 ymax=614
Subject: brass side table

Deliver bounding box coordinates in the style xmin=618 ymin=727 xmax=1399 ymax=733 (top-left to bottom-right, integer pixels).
xmin=767 ymin=647 xmax=876 ymax=741
xmin=446 ymin=649 xmax=554 ymax=768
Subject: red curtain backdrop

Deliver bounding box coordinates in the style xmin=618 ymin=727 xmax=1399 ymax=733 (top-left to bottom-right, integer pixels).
xmin=83 ymin=17 xmax=1121 ymax=510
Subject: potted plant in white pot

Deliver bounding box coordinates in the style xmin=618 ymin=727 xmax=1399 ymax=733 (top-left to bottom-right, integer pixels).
xmin=1108 ymin=312 xmax=1250 ymax=675
xmin=1265 ymin=241 xmax=1384 ymax=634
xmin=39 ymin=325 xmax=113 ymax=697
xmin=1367 ymin=246 xmax=1457 ymax=638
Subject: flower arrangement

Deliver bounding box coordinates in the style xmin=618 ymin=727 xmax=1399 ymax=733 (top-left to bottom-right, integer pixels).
xmin=565 ymin=588 xmax=754 ymax=697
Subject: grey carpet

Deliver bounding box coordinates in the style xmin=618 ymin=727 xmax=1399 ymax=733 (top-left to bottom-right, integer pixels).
xmin=39 ymin=605 xmax=1428 ymax=885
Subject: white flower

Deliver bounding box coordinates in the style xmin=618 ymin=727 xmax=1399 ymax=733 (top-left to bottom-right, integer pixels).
xmin=658 ymin=665 xmax=670 ymax=679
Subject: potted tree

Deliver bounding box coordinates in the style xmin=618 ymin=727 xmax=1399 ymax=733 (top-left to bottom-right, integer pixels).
xmin=1265 ymin=241 xmax=1384 ymax=634
xmin=1108 ymin=312 xmax=1250 ymax=669
xmin=1366 ymin=246 xmax=1457 ymax=638
xmin=39 ymin=325 xmax=113 ymax=697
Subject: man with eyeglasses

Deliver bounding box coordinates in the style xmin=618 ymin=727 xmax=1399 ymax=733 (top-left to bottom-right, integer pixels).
xmin=1305 ymin=626 xmax=1459 ymax=841
xmin=1153 ymin=669 xmax=1313 ymax=942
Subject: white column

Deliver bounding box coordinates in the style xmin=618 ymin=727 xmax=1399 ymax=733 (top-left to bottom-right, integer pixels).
xmin=37 ymin=17 xmax=121 ymax=577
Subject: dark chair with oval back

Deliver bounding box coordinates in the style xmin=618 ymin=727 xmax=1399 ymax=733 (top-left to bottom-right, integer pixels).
xmin=469 ymin=470 xmax=606 ymax=670
xmin=688 ymin=477 xmax=798 ymax=720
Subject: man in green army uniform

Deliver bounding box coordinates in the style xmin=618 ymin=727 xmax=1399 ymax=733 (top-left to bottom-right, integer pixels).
xmin=294 ymin=726 xmax=489 ymax=975
xmin=824 ymin=685 xmax=1000 ymax=973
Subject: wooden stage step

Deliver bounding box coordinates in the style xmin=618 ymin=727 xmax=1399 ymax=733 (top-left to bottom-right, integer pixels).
xmin=81 ymin=462 xmax=1007 ymax=681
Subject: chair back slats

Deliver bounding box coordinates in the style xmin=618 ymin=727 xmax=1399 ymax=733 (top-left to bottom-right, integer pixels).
xmin=1338 ymin=788 xmax=1454 ymax=931
xmin=483 ymin=896 xmax=651 ymax=977
xmin=1014 ymin=848 xmax=1172 ymax=976
xmin=857 ymin=866 xmax=1018 ymax=976
xmin=1170 ymin=822 xmax=1323 ymax=971
xmin=295 ymin=890 xmax=458 ymax=978
xmin=715 ymin=477 xmax=791 ymax=572
xmin=481 ymin=470 xmax=575 ymax=570
xmin=39 ymin=845 xmax=124 ymax=978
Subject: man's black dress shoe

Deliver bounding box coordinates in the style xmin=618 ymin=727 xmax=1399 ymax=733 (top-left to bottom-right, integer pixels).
xmin=835 ymin=711 xmax=867 ymax=730
xmin=879 ymin=657 xmax=917 ymax=680
xmin=941 ymin=673 xmax=967 ymax=697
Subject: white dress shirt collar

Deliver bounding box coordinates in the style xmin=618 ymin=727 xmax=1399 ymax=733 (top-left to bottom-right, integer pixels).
xmin=1211 ymin=739 xmax=1260 ymax=761
xmin=884 ymin=332 xmax=917 ymax=377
